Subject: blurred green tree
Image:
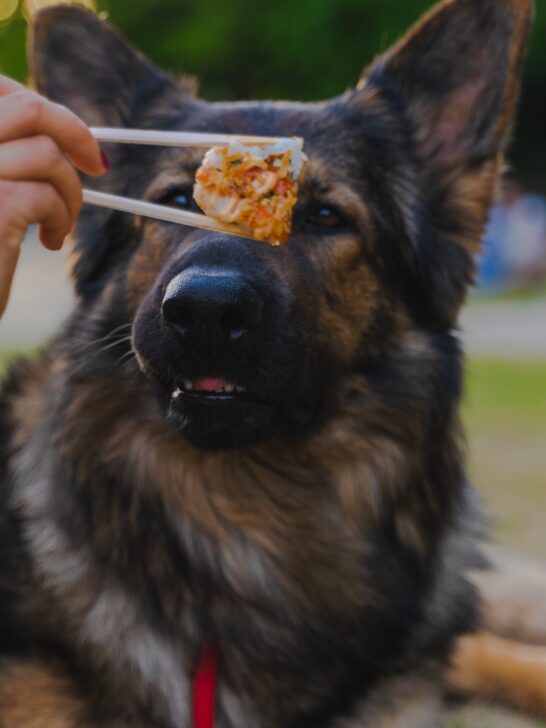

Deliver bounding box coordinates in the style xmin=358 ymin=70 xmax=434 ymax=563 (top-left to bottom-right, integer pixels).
xmin=1 ymin=0 xmax=545 ymax=190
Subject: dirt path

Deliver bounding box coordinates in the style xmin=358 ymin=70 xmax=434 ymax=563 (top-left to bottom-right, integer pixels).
xmin=460 ymin=299 xmax=546 ymax=359
xmin=0 ymin=228 xmax=73 ymax=347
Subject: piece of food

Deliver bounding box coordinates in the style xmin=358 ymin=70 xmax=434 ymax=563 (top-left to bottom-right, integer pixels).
xmin=194 ymin=138 xmax=306 ymax=245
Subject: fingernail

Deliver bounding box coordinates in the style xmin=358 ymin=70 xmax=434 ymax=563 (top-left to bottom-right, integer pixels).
xmin=100 ymin=149 xmax=110 ymax=172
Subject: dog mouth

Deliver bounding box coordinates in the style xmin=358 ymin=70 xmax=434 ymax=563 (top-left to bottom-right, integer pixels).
xmin=162 ymin=373 xmax=280 ymax=449
xmin=170 ymin=377 xmax=271 ymax=406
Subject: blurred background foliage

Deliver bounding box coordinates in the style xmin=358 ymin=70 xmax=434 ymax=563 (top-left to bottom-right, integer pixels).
xmin=1 ymin=0 xmax=546 ymax=191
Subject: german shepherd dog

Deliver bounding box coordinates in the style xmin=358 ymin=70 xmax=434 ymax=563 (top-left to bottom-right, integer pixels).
xmin=0 ymin=1 xmax=536 ymax=726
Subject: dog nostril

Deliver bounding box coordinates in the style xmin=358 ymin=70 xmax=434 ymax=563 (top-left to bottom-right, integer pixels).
xmin=163 ymin=300 xmax=195 ymax=334
xmin=219 ymin=308 xmax=247 ymax=337
xmin=175 ymin=306 xmax=194 ymax=331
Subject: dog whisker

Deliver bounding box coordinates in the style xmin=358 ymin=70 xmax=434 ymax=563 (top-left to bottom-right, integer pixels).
xmin=67 ymin=335 xmax=134 ymax=378
xmin=75 ymin=324 xmax=132 ymax=353
xmin=113 ymin=348 xmax=138 ymax=371
xmin=98 ymin=335 xmax=133 ymax=355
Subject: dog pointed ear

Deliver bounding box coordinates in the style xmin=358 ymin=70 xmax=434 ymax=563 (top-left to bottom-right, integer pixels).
xmin=29 ymin=5 xmax=176 ymax=127
xmin=359 ymin=0 xmax=533 ymax=324
xmin=28 ymin=7 xmax=191 ymax=301
xmin=365 ymin=0 xmax=533 ymax=172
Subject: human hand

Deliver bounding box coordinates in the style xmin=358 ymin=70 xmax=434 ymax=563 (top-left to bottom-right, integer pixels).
xmin=0 ymin=74 xmax=107 ymax=317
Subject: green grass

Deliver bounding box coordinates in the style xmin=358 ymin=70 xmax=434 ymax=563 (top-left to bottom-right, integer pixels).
xmin=463 ymin=358 xmax=546 ymax=428
xmin=470 ymin=283 xmax=546 ymax=305
xmin=462 ymin=358 xmax=546 ymax=560
xmin=0 ymin=348 xmax=33 ymax=375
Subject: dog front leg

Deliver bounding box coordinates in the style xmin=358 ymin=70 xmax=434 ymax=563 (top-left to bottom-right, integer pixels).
xmin=0 ymin=660 xmax=159 ymax=728
xmin=0 ymin=660 xmax=87 ymax=728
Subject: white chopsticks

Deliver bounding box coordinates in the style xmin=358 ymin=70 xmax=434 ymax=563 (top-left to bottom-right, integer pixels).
xmin=83 ymin=127 xmax=287 ymax=238
xmin=90 ymin=127 xmax=283 ymax=148
xmin=82 ymin=189 xmax=256 ymax=240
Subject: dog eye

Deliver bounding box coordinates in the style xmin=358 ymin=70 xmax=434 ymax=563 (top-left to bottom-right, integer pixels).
xmin=159 ymin=188 xmax=196 ymax=211
xmin=308 ymin=206 xmax=345 ymax=230
xmin=171 ymin=193 xmax=190 ymax=208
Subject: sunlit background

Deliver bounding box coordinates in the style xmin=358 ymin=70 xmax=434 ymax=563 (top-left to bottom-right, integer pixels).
xmin=0 ymin=4 xmax=545 ymax=724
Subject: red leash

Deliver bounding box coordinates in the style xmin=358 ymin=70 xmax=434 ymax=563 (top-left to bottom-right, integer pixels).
xmin=193 ymin=644 xmax=219 ymax=728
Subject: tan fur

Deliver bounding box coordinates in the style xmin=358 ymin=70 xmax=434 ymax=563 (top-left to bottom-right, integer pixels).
xmin=317 ymin=249 xmax=383 ymax=364
xmin=449 ymin=634 xmax=546 ymax=717
xmin=126 ymin=229 xmax=170 ymax=308
xmin=0 ymin=662 xmax=83 ymax=728
xmin=435 ymin=157 xmax=502 ymax=254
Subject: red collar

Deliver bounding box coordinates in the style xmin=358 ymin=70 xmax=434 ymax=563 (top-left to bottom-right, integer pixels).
xmin=193 ymin=644 xmax=219 ymax=728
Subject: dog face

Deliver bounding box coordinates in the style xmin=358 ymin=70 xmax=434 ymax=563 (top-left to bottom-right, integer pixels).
xmin=31 ymin=0 xmax=532 ymax=450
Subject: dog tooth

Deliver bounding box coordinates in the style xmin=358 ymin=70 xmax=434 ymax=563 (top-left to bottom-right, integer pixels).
xmin=224 ymin=383 xmax=235 ymax=393
xmin=172 ymin=387 xmax=182 ymax=399
xmin=184 ymin=380 xmax=193 ymax=391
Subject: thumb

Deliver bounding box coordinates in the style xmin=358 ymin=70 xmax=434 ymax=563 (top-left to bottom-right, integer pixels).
xmin=0 ymin=233 xmax=22 ymax=318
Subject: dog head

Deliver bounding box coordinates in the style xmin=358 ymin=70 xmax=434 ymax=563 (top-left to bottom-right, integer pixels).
xmin=31 ymin=0 xmax=532 ymax=451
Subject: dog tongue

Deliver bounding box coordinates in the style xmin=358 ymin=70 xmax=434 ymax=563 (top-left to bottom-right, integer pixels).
xmin=194 ymin=377 xmax=228 ymax=392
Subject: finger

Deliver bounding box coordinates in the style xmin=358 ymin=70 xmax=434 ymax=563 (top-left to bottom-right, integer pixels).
xmin=0 ymin=180 xmax=71 ymax=252
xmin=0 ymin=136 xmax=83 ymax=229
xmin=0 ymin=234 xmax=20 ymax=319
xmin=0 ymin=74 xmax=25 ymax=96
xmin=0 ymin=90 xmax=106 ymax=176
xmin=39 ymin=224 xmax=69 ymax=251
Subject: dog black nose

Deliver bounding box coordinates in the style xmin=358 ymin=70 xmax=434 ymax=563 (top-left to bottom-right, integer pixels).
xmin=161 ymin=267 xmax=263 ymax=347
